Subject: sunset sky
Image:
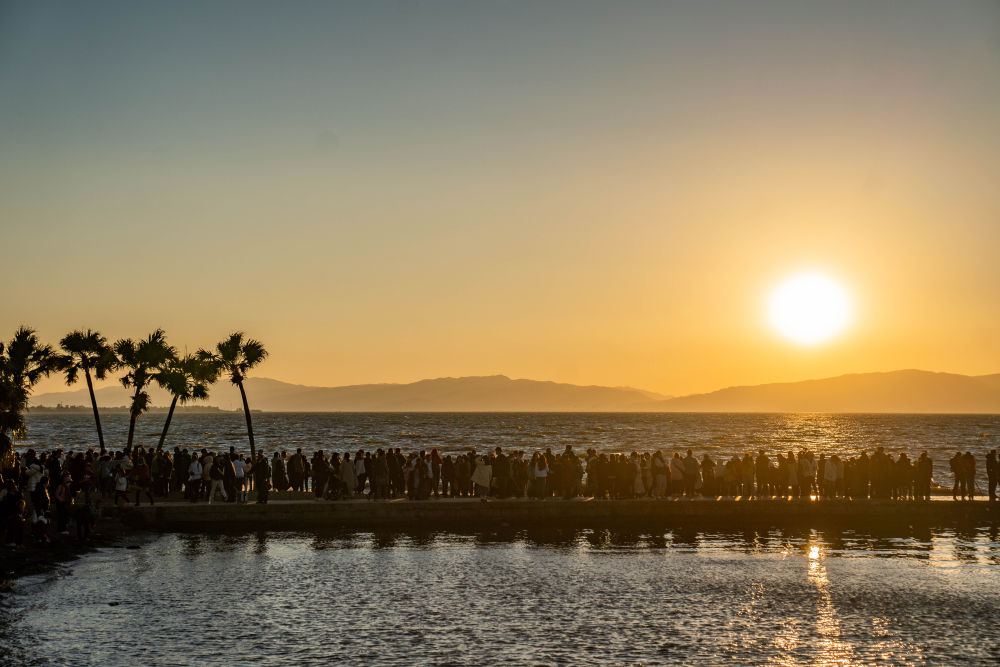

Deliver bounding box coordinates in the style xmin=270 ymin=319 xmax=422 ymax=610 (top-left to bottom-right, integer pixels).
xmin=3 ymin=1 xmax=999 ymax=398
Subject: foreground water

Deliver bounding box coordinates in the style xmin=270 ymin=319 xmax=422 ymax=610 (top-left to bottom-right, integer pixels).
xmin=20 ymin=412 xmax=1000 ymax=487
xmin=2 ymin=527 xmax=999 ymax=665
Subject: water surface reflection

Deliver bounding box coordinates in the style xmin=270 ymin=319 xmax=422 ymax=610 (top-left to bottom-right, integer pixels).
xmin=2 ymin=527 xmax=999 ymax=665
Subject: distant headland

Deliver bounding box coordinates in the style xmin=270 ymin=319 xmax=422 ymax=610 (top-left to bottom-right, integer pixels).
xmin=27 ymin=405 xmax=234 ymax=414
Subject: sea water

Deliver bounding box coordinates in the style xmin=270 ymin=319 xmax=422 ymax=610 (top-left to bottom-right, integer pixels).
xmin=1 ymin=528 xmax=999 ymax=665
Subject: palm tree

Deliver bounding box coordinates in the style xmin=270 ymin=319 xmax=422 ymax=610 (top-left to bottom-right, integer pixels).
xmin=0 ymin=327 xmax=64 ymax=460
xmin=114 ymin=330 xmax=176 ymax=450
xmin=59 ymin=329 xmax=118 ymax=454
xmin=212 ymin=332 xmax=267 ymax=461
xmin=154 ymin=351 xmax=219 ymax=450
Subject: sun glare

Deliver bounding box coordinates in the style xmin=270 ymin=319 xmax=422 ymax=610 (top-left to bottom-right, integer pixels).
xmin=768 ymin=273 xmax=851 ymax=345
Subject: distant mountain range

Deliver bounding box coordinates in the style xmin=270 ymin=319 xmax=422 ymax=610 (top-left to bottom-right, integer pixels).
xmin=28 ymin=375 xmax=669 ymax=412
xmin=27 ymin=370 xmax=1000 ymax=413
xmin=661 ymin=370 xmax=1000 ymax=413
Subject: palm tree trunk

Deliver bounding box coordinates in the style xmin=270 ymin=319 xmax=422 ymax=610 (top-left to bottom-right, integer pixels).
xmin=126 ymin=414 xmax=137 ymax=451
xmin=126 ymin=388 xmax=140 ymax=450
xmin=84 ymin=367 xmax=106 ymax=454
xmin=157 ymin=395 xmax=178 ymax=450
xmin=238 ymin=380 xmax=256 ymax=461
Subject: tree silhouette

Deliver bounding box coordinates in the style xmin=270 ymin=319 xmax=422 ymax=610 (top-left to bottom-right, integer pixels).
xmin=0 ymin=327 xmax=63 ymax=460
xmin=114 ymin=330 xmax=176 ymax=450
xmin=59 ymin=329 xmax=118 ymax=453
xmin=154 ymin=351 xmax=219 ymax=450
xmin=212 ymin=332 xmax=267 ymax=461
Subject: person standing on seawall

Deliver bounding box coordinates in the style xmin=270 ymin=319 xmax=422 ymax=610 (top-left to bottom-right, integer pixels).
xmin=340 ymin=452 xmax=355 ymax=499
xmin=683 ymin=449 xmax=700 ymax=497
xmin=963 ymin=452 xmax=977 ymax=501
xmin=987 ymin=450 xmax=998 ymax=502
xmin=950 ymin=452 xmax=964 ymax=500
xmin=755 ymin=450 xmax=770 ymax=499
xmin=355 ymin=449 xmax=368 ymax=496
xmin=200 ymin=450 xmax=214 ymax=501
xmin=253 ymin=453 xmax=271 ymax=504
xmin=186 ymin=453 xmax=203 ymax=503
xmin=915 ymin=451 xmax=933 ymax=501
xmin=232 ymin=454 xmax=247 ymax=503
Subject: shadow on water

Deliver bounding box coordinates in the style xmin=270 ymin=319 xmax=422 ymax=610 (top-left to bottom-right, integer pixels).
xmin=162 ymin=523 xmax=1000 ymax=562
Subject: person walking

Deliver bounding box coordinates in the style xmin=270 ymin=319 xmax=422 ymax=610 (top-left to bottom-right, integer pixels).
xmin=206 ymin=459 xmax=227 ymax=504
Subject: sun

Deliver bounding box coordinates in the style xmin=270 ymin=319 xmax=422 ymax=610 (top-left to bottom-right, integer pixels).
xmin=768 ymin=273 xmax=851 ymax=345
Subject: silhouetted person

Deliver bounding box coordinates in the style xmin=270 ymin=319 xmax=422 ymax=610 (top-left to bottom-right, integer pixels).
xmin=950 ymin=452 xmax=965 ymax=500
xmin=915 ymin=451 xmax=933 ymax=501
xmin=683 ymin=449 xmax=699 ymax=497
xmin=130 ymin=456 xmax=155 ymax=506
xmin=857 ymin=451 xmax=871 ymax=499
xmin=253 ymin=453 xmax=271 ymax=504
xmin=963 ymin=451 xmax=976 ymax=500
xmin=288 ymin=448 xmax=305 ymax=492
xmin=871 ymin=447 xmax=890 ymax=499
xmin=987 ymin=450 xmax=998 ymax=502
xmin=73 ymin=487 xmax=94 ymax=542
xmin=740 ymin=453 xmax=754 ymax=498
xmin=312 ymin=450 xmax=329 ymax=499
xmin=700 ymin=454 xmax=715 ymax=497
xmin=492 ymin=447 xmax=509 ymax=498
xmin=755 ymin=450 xmax=770 ymax=499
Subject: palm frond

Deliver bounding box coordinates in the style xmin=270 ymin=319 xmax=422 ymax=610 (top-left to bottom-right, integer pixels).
xmin=242 ymin=339 xmax=268 ymax=367
xmin=93 ymin=346 xmax=118 ymax=379
xmin=212 ymin=332 xmax=267 ymax=386
xmin=61 ymin=329 xmax=117 ymax=382
xmin=1 ymin=327 xmax=64 ymax=447
xmin=131 ymin=391 xmax=150 ymax=419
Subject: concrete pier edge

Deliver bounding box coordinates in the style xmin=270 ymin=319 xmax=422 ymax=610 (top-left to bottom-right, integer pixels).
xmin=110 ymin=498 xmax=1000 ymax=532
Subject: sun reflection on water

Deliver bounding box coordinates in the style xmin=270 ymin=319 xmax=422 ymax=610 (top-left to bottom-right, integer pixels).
xmin=807 ymin=540 xmax=855 ymax=666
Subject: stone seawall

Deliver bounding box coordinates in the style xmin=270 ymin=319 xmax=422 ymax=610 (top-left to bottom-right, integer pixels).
xmin=114 ymin=498 xmax=1000 ymax=532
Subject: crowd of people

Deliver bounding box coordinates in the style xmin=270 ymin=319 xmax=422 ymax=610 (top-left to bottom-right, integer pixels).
xmin=0 ymin=445 xmax=997 ymax=546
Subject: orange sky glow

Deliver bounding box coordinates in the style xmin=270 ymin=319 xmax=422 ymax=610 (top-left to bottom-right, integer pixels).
xmin=2 ymin=1 xmax=998 ymax=398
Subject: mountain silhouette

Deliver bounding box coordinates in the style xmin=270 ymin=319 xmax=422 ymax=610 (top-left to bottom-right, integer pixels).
xmin=658 ymin=370 xmax=1000 ymax=413
xmin=27 ymin=370 xmax=1000 ymax=413
xmin=29 ymin=375 xmax=668 ymax=412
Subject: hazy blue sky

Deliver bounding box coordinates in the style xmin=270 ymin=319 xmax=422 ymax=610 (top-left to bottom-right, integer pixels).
xmin=3 ymin=1 xmax=999 ymax=395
